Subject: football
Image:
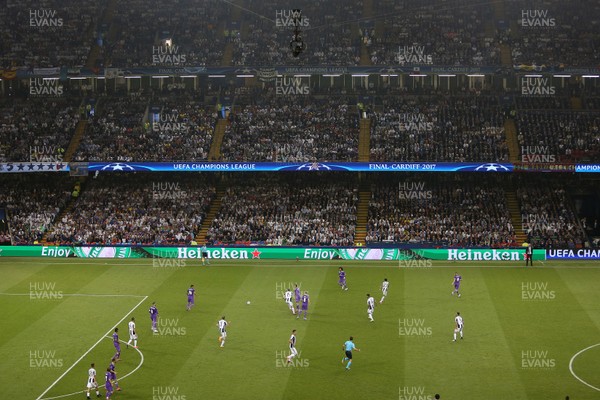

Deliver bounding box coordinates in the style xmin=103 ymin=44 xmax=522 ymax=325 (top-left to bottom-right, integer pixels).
xmin=246 ymin=300 xmax=251 ymax=305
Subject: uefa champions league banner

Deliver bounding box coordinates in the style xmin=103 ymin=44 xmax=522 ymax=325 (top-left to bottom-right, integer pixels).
xmin=86 ymin=162 xmax=515 ymax=173
xmin=546 ymin=249 xmax=600 ymax=260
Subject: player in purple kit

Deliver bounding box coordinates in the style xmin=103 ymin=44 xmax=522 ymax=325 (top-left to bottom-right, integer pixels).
xmin=112 ymin=328 xmax=120 ymax=361
xmin=104 ymin=368 xmax=113 ymax=400
xmin=186 ymin=285 xmax=195 ymax=311
xmin=108 ymin=358 xmax=121 ymax=391
xmin=294 ymin=284 xmax=301 ymax=314
xmin=297 ymin=291 xmax=309 ymax=320
xmin=338 ymin=267 xmax=348 ymax=290
xmin=451 ymin=272 xmax=462 ymax=297
xmin=149 ymin=302 xmax=159 ymax=333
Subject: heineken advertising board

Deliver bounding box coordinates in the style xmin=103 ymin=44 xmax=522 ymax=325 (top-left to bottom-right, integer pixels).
xmin=0 ymin=246 xmax=545 ymax=261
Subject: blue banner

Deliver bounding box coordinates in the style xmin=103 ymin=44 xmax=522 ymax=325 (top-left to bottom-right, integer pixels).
xmin=86 ymin=161 xmax=514 ymax=172
xmin=546 ymin=249 xmax=600 ymax=260
xmin=576 ymin=164 xmax=600 ymax=173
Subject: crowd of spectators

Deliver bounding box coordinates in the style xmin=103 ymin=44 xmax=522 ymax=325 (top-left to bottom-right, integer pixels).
xmin=508 ymin=0 xmax=600 ymax=68
xmin=366 ymin=0 xmax=500 ymax=66
xmin=0 ymin=97 xmax=79 ymax=162
xmin=366 ymin=175 xmax=517 ymax=247
xmin=231 ymin=0 xmax=360 ymax=66
xmin=73 ymin=92 xmax=216 ymax=162
xmin=0 ymin=0 xmax=100 ymax=68
xmin=0 ymin=174 xmax=72 ymax=244
xmin=220 ymin=96 xmax=359 ymax=162
xmin=370 ymin=95 xmax=508 ymax=162
xmin=206 ymin=174 xmax=357 ymax=246
xmin=516 ymin=110 xmax=600 ymax=162
xmin=101 ymin=0 xmax=227 ymax=68
xmin=47 ymin=174 xmax=216 ymax=245
xmin=517 ymin=181 xmax=585 ymax=248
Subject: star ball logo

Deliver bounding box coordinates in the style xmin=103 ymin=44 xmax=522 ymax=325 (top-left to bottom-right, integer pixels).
xmin=101 ymin=163 xmax=136 ymax=171
xmin=295 ymin=162 xmax=332 ymax=171
xmin=474 ymin=163 xmax=510 ymax=172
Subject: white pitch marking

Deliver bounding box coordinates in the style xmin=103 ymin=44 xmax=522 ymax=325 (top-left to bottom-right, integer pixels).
xmin=35 ymin=295 xmax=148 ymax=400
xmin=39 ymin=337 xmax=145 ymax=400
xmin=568 ymin=342 xmax=600 ymax=392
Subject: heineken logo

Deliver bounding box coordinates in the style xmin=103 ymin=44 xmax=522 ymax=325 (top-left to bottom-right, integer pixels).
xmin=177 ymin=247 xmax=250 ymax=259
xmin=448 ymin=249 xmax=522 ymax=261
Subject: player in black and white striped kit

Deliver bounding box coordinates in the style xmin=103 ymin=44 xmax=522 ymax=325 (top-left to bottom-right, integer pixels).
xmin=218 ymin=316 xmax=228 ymax=348
xmin=286 ymin=329 xmax=298 ymax=364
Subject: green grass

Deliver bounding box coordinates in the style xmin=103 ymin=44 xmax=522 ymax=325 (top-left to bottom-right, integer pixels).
xmin=1 ymin=258 xmax=600 ymax=399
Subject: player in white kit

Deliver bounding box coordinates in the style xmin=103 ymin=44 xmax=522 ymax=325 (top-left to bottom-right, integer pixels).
xmin=453 ymin=312 xmax=464 ymax=341
xmin=380 ymin=278 xmax=389 ymax=303
xmin=218 ymin=317 xmax=229 ymax=348
xmin=284 ymin=288 xmax=296 ymax=314
xmin=367 ymin=294 xmax=375 ymax=322
xmin=286 ymin=329 xmax=298 ymax=364
xmin=86 ymin=363 xmax=101 ymax=399
xmin=126 ymin=317 xmax=137 ymax=349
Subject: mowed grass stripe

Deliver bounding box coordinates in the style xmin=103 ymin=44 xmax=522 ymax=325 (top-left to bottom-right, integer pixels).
xmin=482 ymin=267 xmax=600 ymax=399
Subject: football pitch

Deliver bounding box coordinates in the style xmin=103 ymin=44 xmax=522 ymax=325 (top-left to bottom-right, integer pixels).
xmin=1 ymin=258 xmax=600 ymax=400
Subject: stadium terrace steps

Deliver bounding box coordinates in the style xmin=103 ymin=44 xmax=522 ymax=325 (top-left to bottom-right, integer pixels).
xmin=354 ymin=190 xmax=370 ymax=246
xmin=358 ymin=118 xmax=371 ymax=162
xmin=41 ymin=178 xmax=87 ymax=245
xmin=86 ymin=0 xmax=118 ymax=69
xmin=504 ymin=119 xmax=520 ymax=163
xmin=500 ymin=44 xmax=512 ymax=66
xmin=506 ymin=191 xmax=527 ymax=245
xmin=63 ymin=120 xmax=88 ymax=162
xmin=208 ymin=118 xmax=228 ymax=160
xmin=571 ymin=96 xmax=583 ymax=110
xmin=195 ymin=188 xmax=225 ymax=244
